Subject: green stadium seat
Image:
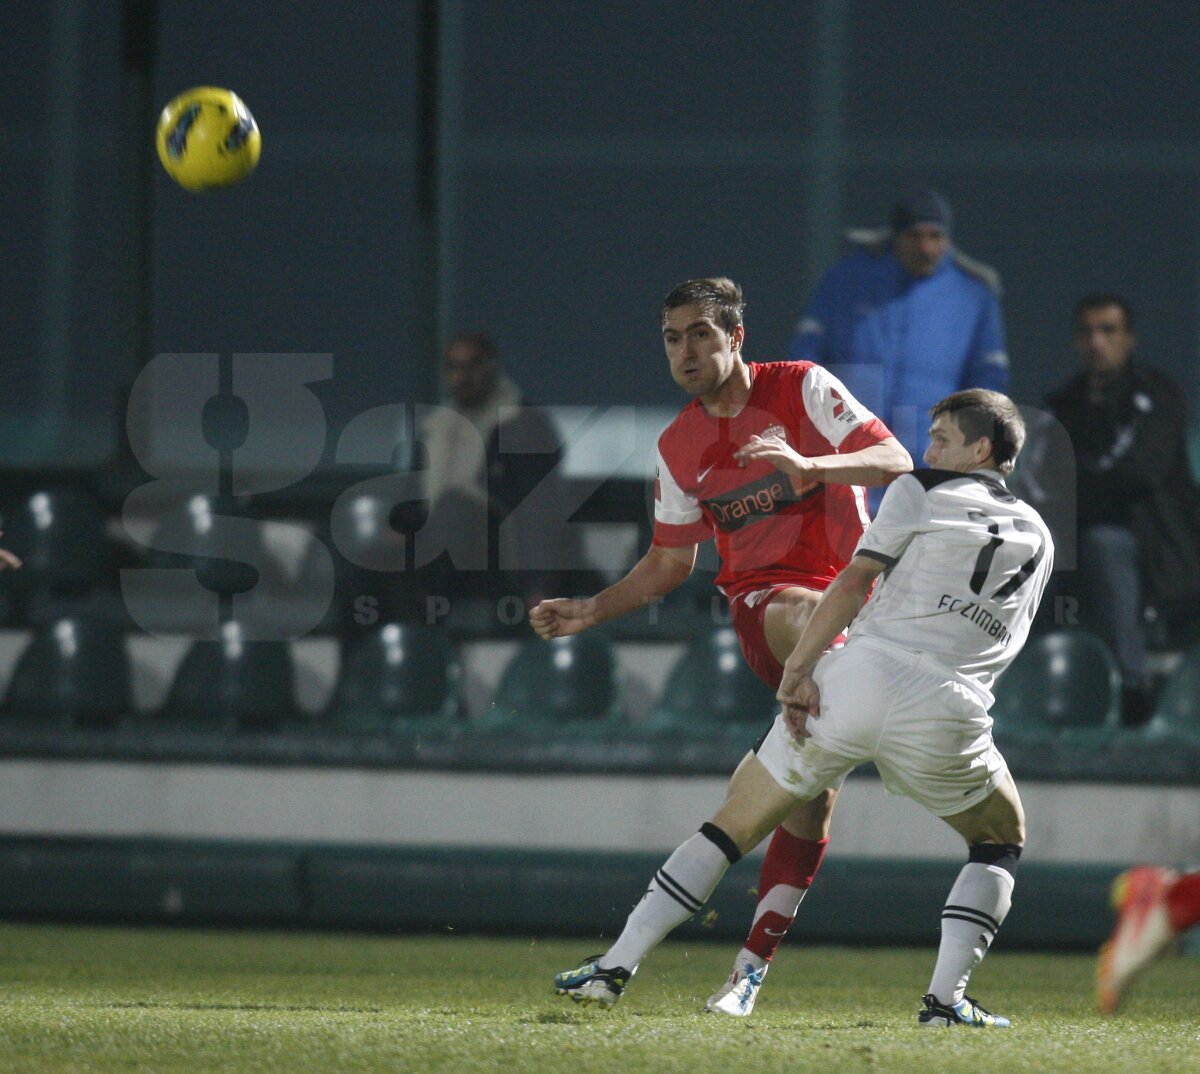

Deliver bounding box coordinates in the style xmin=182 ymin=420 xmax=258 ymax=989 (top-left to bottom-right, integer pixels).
xmin=1103 ymin=642 xmax=1200 ymax=781
xmin=479 ymin=632 xmax=622 ymax=737
xmin=991 ymin=628 xmax=1122 ymax=745
xmin=1142 ymin=642 xmax=1200 ymax=743
xmin=129 ymin=495 xmax=277 ymax=634
xmin=160 ymin=621 xmax=299 ymax=732
xmin=324 ymin=622 xmax=461 ymax=736
xmin=146 ymin=494 xmax=263 ymax=596
xmin=640 ymin=626 xmax=778 ymax=738
xmin=0 ymin=618 xmax=131 ymax=729
xmin=0 ymin=487 xmax=109 ymax=625
xmin=317 ymin=490 xmax=439 ymax=633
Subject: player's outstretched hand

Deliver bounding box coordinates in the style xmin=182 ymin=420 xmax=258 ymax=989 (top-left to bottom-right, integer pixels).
xmin=734 ymin=434 xmax=820 ymax=493
xmin=529 ymin=597 xmax=598 ymax=639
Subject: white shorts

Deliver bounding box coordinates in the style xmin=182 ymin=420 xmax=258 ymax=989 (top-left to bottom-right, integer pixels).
xmin=755 ymin=639 xmax=1009 ymax=817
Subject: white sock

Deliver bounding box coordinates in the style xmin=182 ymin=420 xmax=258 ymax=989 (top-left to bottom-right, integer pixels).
xmin=926 ymin=862 xmax=1015 ymax=1004
xmin=602 ymin=829 xmax=735 ymax=971
xmin=729 ymin=946 xmax=768 ymax=976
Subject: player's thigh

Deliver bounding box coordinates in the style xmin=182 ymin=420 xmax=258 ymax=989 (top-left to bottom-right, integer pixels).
xmin=780 ymin=786 xmax=839 ymax=840
xmin=711 ymin=750 xmax=809 ymax=855
xmin=939 ymin=769 xmax=1025 ymax=845
xmin=762 ymin=586 xmax=821 ymax=665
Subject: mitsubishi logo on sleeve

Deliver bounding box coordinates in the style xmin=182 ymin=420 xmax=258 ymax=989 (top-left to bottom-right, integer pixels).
xmin=830 ymin=388 xmax=859 ymax=424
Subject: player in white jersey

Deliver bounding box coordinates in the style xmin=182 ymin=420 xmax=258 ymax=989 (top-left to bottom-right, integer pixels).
xmin=555 ymin=389 xmax=1052 ymax=1028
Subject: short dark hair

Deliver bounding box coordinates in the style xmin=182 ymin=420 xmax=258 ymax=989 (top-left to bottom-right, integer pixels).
xmin=1074 ymin=292 xmax=1134 ymax=333
xmin=661 ymin=277 xmax=745 ymax=334
xmin=930 ymin=389 xmax=1026 ymax=475
xmin=445 ymin=331 xmax=498 ymax=362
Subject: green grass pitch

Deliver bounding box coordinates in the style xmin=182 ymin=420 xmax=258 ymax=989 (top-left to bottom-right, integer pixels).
xmin=0 ymin=923 xmax=1196 ymax=1073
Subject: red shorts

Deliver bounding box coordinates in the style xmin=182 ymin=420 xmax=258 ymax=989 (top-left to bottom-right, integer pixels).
xmin=728 ymin=583 xmax=845 ymax=690
xmin=728 ymin=584 xmax=803 ymax=689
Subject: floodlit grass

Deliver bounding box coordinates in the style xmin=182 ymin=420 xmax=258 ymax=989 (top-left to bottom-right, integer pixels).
xmin=0 ymin=924 xmax=1196 ymax=1073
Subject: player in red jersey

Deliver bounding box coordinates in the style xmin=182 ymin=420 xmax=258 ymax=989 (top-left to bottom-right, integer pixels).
xmin=531 ymin=277 xmax=911 ymax=1014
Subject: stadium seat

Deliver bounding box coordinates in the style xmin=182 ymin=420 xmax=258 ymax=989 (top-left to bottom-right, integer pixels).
xmin=125 ymin=495 xmax=281 ymax=635
xmin=0 ymin=487 xmax=109 ymax=619
xmin=1102 ymin=641 xmax=1200 ymax=781
xmin=145 ymin=494 xmax=263 ymax=595
xmin=1142 ymin=642 xmax=1200 ymax=743
xmin=480 ymin=632 xmax=622 ymax=737
xmin=0 ymin=617 xmax=131 ymax=729
xmin=991 ymin=628 xmax=1122 ymax=743
xmin=160 ymin=621 xmax=299 ymax=732
xmin=315 ymin=491 xmax=426 ymax=633
xmin=640 ymin=626 xmax=778 ymax=738
xmin=324 ymin=622 xmax=461 ymax=736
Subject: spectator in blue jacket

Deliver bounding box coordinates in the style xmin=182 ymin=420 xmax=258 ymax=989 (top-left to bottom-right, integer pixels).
xmin=789 ymin=189 xmax=1009 ymax=495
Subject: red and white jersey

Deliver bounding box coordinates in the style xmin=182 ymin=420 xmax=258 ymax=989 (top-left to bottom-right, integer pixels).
xmin=653 ymin=361 xmax=893 ymax=598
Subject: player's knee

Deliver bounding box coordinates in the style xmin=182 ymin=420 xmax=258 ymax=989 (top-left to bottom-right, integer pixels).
xmin=711 ymin=801 xmax=791 ymax=856
xmin=699 ymin=821 xmax=742 ymax=864
xmin=968 ymin=842 xmax=1023 ymax=877
xmin=706 ymin=816 xmax=748 ymax=856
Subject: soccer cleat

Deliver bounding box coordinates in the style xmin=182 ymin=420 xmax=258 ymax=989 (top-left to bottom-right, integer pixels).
xmin=1097 ymin=865 xmax=1178 ymax=1013
xmin=918 ymin=993 xmax=1011 ymax=1027
xmin=705 ymin=962 xmax=767 ymax=1016
xmin=554 ymin=955 xmax=631 ymax=1008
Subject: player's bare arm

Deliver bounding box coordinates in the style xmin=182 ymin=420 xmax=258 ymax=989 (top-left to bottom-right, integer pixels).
xmin=777 ymin=556 xmax=883 ymax=737
xmin=530 ymin=543 xmax=696 ymax=640
xmin=734 ymin=435 xmax=911 ymax=490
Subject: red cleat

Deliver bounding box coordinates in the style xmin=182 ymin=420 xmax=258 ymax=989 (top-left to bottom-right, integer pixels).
xmin=1097 ymin=866 xmax=1179 ymax=1013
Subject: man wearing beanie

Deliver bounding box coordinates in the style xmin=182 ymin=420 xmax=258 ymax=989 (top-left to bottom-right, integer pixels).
xmin=789 ymin=189 xmax=1009 ymax=496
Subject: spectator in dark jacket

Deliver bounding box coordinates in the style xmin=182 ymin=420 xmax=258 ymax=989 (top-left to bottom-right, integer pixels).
xmin=1027 ymin=293 xmax=1200 ymax=721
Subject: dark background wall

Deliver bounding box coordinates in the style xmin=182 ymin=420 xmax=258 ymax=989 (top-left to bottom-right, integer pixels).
xmin=3 ymin=0 xmax=1199 ymax=467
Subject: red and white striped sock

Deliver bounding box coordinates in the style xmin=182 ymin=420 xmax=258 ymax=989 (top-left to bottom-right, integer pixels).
xmin=1167 ymin=871 xmax=1200 ymax=933
xmin=742 ymin=828 xmax=829 ymax=963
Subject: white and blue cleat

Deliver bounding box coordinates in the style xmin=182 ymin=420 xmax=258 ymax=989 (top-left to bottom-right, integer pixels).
xmin=705 ymin=962 xmax=767 ymax=1016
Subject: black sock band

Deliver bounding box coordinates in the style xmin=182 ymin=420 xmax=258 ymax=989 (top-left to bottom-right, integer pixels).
xmin=700 ymin=822 xmax=742 ymax=865
xmin=968 ymin=842 xmax=1022 ymax=877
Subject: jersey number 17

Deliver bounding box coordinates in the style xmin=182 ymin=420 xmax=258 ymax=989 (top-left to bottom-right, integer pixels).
xmin=967 ymin=510 xmax=1046 ymax=600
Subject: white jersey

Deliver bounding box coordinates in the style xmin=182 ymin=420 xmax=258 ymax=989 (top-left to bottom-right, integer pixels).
xmin=850 ymin=468 xmax=1054 ymax=702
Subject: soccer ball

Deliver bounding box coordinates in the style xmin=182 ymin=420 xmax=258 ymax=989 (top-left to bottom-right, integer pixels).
xmin=155 ymin=86 xmax=261 ymax=192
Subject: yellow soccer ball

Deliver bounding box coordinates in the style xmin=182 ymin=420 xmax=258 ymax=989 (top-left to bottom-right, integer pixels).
xmin=155 ymin=86 xmax=261 ymax=192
